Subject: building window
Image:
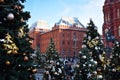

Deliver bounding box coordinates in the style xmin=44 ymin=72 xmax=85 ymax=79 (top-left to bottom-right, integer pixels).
xmin=68 ymin=41 xmax=70 ymax=45
xmin=107 ymin=13 xmax=110 ymax=21
xmin=62 ymin=33 xmax=64 ymax=37
xmin=62 ymin=41 xmax=65 ymax=45
xmin=117 ymin=8 xmax=120 ymax=18
xmin=118 ymin=26 xmax=120 ymax=36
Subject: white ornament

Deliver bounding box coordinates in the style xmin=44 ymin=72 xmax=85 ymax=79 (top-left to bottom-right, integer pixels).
xmin=50 ymin=60 xmax=54 ymax=63
xmin=93 ymin=71 xmax=97 ymax=75
xmin=116 ymin=53 xmax=118 ymax=56
xmin=94 ymin=61 xmax=98 ymax=65
xmin=76 ymin=64 xmax=80 ymax=68
xmin=97 ymin=75 xmax=103 ymax=79
xmin=54 ymin=72 xmax=58 ymax=75
xmin=83 ymin=64 xmax=86 ymax=66
xmin=58 ymin=68 xmax=62 ymax=73
xmin=7 ymin=13 xmax=14 ymax=20
xmin=88 ymin=64 xmax=92 ymax=67
xmin=82 ymin=55 xmax=87 ymax=59
xmin=117 ymin=45 xmax=119 ymax=47
xmin=56 ymin=62 xmax=60 ymax=65
xmin=79 ymin=51 xmax=82 ymax=54
xmin=95 ymin=47 xmax=98 ymax=50
xmin=112 ymin=69 xmax=116 ymax=72
xmin=90 ymin=59 xmax=93 ymax=62
xmin=95 ymin=36 xmax=99 ymax=39
xmin=82 ymin=45 xmax=86 ymax=48
xmin=88 ymin=36 xmax=91 ymax=40
xmin=116 ymin=41 xmax=119 ymax=44
xmin=46 ymin=71 xmax=49 ymax=74
xmin=89 ymin=52 xmax=92 ymax=55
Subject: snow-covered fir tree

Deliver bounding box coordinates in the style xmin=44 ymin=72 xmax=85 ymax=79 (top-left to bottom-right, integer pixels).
xmin=43 ymin=38 xmax=65 ymax=80
xmin=74 ymin=19 xmax=107 ymax=80
xmin=106 ymin=40 xmax=120 ymax=80
xmin=74 ymin=45 xmax=98 ymax=80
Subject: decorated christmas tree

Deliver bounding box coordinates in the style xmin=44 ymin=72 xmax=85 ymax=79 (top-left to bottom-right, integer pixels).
xmin=75 ymin=19 xmax=107 ymax=79
xmin=74 ymin=45 xmax=98 ymax=80
xmin=0 ymin=0 xmax=36 ymax=80
xmin=43 ymin=38 xmax=65 ymax=80
xmin=32 ymin=46 xmax=42 ymax=68
xmin=106 ymin=40 xmax=120 ymax=80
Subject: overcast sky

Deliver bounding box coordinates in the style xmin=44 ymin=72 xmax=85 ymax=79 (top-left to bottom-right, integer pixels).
xmin=24 ymin=0 xmax=105 ymax=34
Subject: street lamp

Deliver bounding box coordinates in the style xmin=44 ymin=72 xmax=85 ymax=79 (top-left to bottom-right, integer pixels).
xmin=105 ymin=28 xmax=115 ymax=58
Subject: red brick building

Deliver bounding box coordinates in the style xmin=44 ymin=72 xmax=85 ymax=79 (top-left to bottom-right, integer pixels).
xmin=102 ymin=0 xmax=120 ymax=47
xmin=29 ymin=17 xmax=86 ymax=58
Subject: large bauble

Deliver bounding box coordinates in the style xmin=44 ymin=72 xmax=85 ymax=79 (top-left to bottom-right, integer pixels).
xmin=7 ymin=13 xmax=14 ymax=20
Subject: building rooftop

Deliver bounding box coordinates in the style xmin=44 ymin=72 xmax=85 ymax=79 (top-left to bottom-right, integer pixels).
xmin=55 ymin=17 xmax=85 ymax=28
xmin=30 ymin=20 xmax=51 ymax=30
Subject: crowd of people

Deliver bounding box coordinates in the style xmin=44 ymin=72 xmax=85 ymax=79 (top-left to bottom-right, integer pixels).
xmin=42 ymin=57 xmax=77 ymax=80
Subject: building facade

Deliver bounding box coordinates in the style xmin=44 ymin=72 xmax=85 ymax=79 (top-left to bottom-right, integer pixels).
xmin=29 ymin=17 xmax=87 ymax=58
xmin=102 ymin=0 xmax=120 ymax=47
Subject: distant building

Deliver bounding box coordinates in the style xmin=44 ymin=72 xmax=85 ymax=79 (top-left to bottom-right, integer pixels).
xmin=102 ymin=0 xmax=120 ymax=47
xmin=29 ymin=17 xmax=87 ymax=58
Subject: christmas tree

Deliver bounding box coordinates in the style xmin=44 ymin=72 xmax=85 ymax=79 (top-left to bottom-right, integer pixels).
xmin=43 ymin=38 xmax=65 ymax=80
xmin=106 ymin=40 xmax=120 ymax=80
xmin=74 ymin=45 xmax=98 ymax=80
xmin=77 ymin=19 xmax=107 ymax=79
xmin=0 ymin=0 xmax=36 ymax=80
xmin=32 ymin=46 xmax=42 ymax=68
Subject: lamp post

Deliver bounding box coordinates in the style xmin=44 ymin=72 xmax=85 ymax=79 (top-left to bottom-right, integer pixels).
xmin=105 ymin=28 xmax=115 ymax=58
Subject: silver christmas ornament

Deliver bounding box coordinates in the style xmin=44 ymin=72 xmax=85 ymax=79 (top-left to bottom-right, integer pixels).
xmin=7 ymin=13 xmax=14 ymax=20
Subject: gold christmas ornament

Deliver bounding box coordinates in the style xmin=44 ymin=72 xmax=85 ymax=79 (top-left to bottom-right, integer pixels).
xmin=29 ymin=40 xmax=32 ymax=44
xmin=7 ymin=50 xmax=12 ymax=54
xmin=3 ymin=33 xmax=19 ymax=54
xmin=18 ymin=27 xmax=25 ymax=38
xmin=87 ymin=39 xmax=99 ymax=48
xmin=6 ymin=60 xmax=10 ymax=65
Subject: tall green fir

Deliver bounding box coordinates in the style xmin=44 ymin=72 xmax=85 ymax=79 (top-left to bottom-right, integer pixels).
xmin=0 ymin=0 xmax=36 ymax=80
xmin=32 ymin=46 xmax=43 ymax=68
xmin=74 ymin=45 xmax=98 ymax=80
xmin=43 ymin=38 xmax=65 ymax=80
xmin=106 ymin=40 xmax=120 ymax=80
xmin=80 ymin=19 xmax=107 ymax=79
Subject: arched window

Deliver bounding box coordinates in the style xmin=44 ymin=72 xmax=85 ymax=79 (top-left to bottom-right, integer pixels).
xmin=118 ymin=26 xmax=120 ymax=36
xmin=117 ymin=8 xmax=120 ymax=18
